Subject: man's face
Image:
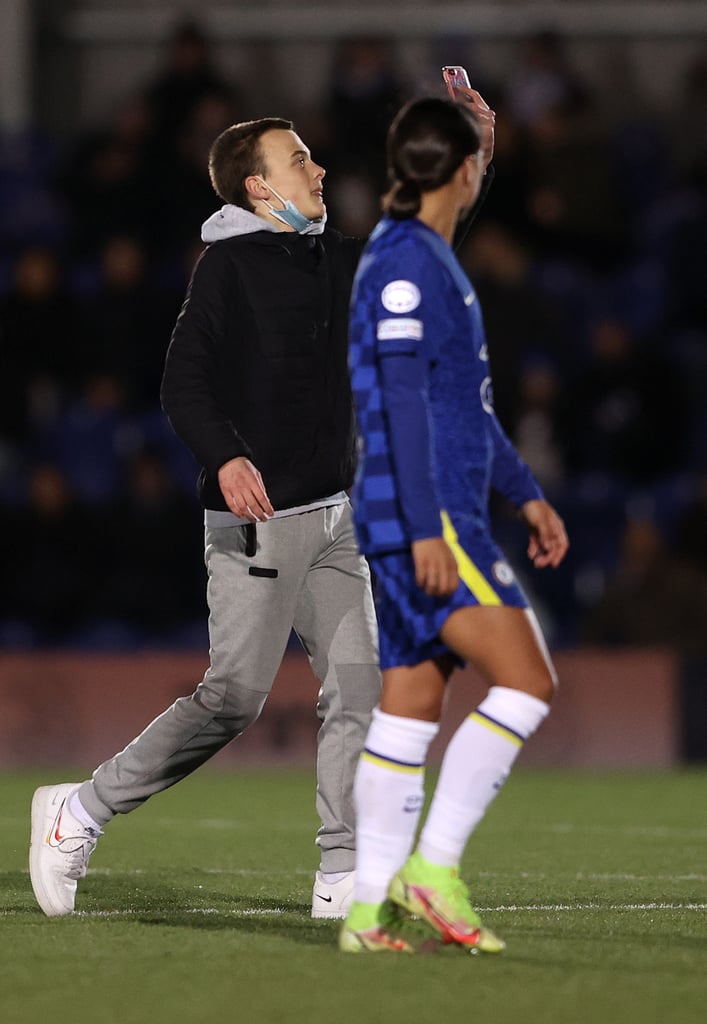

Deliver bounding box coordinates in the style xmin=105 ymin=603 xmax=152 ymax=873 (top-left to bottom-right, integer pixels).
xmin=257 ymin=129 xmax=326 ymax=220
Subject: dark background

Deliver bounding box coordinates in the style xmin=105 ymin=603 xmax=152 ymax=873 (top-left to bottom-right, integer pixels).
xmin=1 ymin=2 xmax=706 ymax=660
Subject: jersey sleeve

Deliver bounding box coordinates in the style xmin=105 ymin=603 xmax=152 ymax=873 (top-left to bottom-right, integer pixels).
xmin=380 ymin=353 xmax=443 ymax=541
xmin=488 ymin=411 xmax=544 ymax=507
xmin=371 ymin=243 xmax=443 ymax=363
xmin=374 ymin=245 xmax=448 ymax=541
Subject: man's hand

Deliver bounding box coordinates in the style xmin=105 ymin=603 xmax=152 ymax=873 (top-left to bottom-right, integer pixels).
xmin=521 ymin=499 xmax=569 ymax=569
xmin=218 ymin=457 xmax=274 ymax=522
xmin=411 ymin=537 xmax=459 ymax=596
xmin=455 ymin=87 xmax=495 ymax=170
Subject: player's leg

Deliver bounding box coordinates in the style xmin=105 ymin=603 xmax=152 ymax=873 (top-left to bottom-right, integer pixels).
xmin=421 ymin=605 xmax=554 ymax=874
xmin=391 ymin=605 xmax=554 ymax=949
xmin=441 ymin=604 xmax=556 ymax=701
xmin=29 ymin=520 xmax=305 ymax=916
xmin=292 ymin=502 xmax=381 ymax=918
xmin=339 ymin=656 xmax=450 ymax=951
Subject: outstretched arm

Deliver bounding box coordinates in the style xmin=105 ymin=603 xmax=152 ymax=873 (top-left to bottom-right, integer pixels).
xmin=452 ymin=87 xmax=496 ymax=251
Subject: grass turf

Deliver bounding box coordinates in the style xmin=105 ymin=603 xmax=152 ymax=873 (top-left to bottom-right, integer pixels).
xmin=1 ymin=768 xmax=705 ymax=1024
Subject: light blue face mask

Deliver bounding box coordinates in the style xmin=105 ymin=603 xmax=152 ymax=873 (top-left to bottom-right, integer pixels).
xmin=256 ymin=177 xmax=326 ymax=234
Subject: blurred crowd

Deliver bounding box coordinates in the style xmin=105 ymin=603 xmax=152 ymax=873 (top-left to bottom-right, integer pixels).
xmin=1 ymin=21 xmax=706 ymax=652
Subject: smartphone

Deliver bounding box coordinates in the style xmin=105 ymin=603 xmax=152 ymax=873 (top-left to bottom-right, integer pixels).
xmin=442 ymin=65 xmax=471 ymax=100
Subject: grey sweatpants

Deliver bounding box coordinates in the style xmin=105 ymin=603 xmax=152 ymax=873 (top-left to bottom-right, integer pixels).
xmin=79 ymin=501 xmax=380 ymax=872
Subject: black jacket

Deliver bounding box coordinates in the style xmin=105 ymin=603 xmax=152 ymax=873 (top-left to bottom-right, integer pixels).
xmin=161 ymin=169 xmax=494 ymax=512
xmin=161 ymin=227 xmax=363 ymax=511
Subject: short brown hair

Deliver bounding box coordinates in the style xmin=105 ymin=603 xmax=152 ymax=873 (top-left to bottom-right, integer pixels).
xmin=208 ymin=117 xmax=294 ymax=211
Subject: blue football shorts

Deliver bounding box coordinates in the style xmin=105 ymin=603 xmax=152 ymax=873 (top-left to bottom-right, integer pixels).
xmin=368 ymin=517 xmax=528 ymax=670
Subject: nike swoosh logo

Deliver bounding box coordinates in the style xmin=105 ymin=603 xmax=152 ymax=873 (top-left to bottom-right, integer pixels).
xmin=50 ymin=801 xmax=68 ymax=844
xmin=315 ymin=894 xmax=333 ymax=903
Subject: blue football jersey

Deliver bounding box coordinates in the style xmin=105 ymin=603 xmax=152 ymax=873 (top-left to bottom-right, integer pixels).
xmin=349 ymin=216 xmax=541 ymax=555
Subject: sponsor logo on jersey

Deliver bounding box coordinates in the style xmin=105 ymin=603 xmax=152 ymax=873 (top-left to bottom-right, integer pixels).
xmin=492 ymin=561 xmax=515 ymax=587
xmin=377 ymin=317 xmax=423 ymax=341
xmin=381 ymin=279 xmax=421 ymax=313
xmin=480 ymin=375 xmax=494 ymax=414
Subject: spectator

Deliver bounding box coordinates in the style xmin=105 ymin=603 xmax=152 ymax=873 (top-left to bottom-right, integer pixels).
xmin=56 ymin=97 xmax=154 ymax=256
xmin=582 ymin=515 xmax=707 ymax=655
xmin=10 ymin=465 xmax=100 ymax=642
xmin=80 ymin=236 xmax=178 ymax=407
xmin=34 ymin=373 xmax=132 ymax=505
xmin=562 ymin=317 xmax=690 ymax=482
xmin=462 ymin=220 xmax=569 ymax=433
xmin=505 ymin=30 xmax=588 ymax=128
xmin=143 ymin=19 xmax=238 ymax=157
xmin=154 ymin=92 xmax=239 ymax=251
xmin=513 ymin=358 xmax=567 ymax=491
xmin=522 ymin=94 xmax=628 ymax=268
xmin=325 ymin=37 xmax=404 ymax=190
xmin=675 ymin=474 xmax=707 ymax=573
xmin=0 ymin=247 xmax=84 ymax=451
xmin=95 ymin=448 xmax=204 ymax=634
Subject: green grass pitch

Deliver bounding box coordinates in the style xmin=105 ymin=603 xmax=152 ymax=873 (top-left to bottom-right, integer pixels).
xmin=1 ymin=768 xmax=705 ymax=1024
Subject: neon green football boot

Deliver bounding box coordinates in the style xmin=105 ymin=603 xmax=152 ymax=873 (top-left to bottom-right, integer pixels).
xmin=388 ymin=850 xmax=506 ymax=953
xmin=338 ymin=899 xmax=440 ymax=954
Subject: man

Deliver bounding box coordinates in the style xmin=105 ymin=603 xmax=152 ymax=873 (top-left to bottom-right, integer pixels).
xmin=29 ymin=117 xmax=380 ymax=920
xmin=29 ymin=105 xmax=495 ymax=922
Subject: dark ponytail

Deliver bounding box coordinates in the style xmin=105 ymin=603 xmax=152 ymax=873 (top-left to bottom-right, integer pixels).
xmin=383 ymin=97 xmax=480 ymax=220
xmin=385 ymin=178 xmax=423 ymax=219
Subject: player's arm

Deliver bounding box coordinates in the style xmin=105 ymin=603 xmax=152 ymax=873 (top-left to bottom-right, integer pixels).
xmin=452 ymin=87 xmax=496 ymax=251
xmin=380 ymin=353 xmax=459 ymax=595
xmin=487 ymin=412 xmax=568 ymax=568
xmin=375 ymin=259 xmax=458 ymax=596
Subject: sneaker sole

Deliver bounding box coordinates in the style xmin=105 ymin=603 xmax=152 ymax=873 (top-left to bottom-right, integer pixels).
xmin=29 ymin=784 xmax=80 ymax=917
xmin=312 ymin=906 xmax=348 ymax=920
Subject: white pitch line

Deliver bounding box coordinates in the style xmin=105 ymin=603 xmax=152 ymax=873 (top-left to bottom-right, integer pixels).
xmin=477 ymin=871 xmax=707 ymax=883
xmin=74 ymin=907 xmax=288 ymax=918
xmin=3 ymin=903 xmax=705 ymax=920
xmin=84 ymin=867 xmax=313 ymax=877
xmin=1 ymin=816 xmax=705 ymax=838
xmin=15 ymin=865 xmax=706 ymax=884
xmin=113 ymin=819 xmax=707 ymax=839
xmin=477 ymin=903 xmax=707 ymax=912
xmin=66 ymin=903 xmax=707 ymax=918
xmin=535 ymin=824 xmax=707 ymax=839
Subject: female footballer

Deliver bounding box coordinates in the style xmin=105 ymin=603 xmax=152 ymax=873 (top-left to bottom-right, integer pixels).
xmin=340 ymin=96 xmax=569 ymax=953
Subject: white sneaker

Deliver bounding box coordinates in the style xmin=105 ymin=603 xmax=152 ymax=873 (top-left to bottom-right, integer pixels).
xmin=311 ymin=870 xmax=355 ymax=919
xmin=29 ymin=784 xmax=102 ymax=917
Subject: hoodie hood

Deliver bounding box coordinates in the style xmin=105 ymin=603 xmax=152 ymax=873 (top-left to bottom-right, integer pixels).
xmin=201 ymin=203 xmax=327 ymax=243
xmin=201 ymin=204 xmax=279 ymax=243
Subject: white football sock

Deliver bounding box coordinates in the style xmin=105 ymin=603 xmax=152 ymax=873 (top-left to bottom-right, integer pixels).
xmin=418 ymin=686 xmax=550 ymax=867
xmin=353 ymin=708 xmax=439 ymax=905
